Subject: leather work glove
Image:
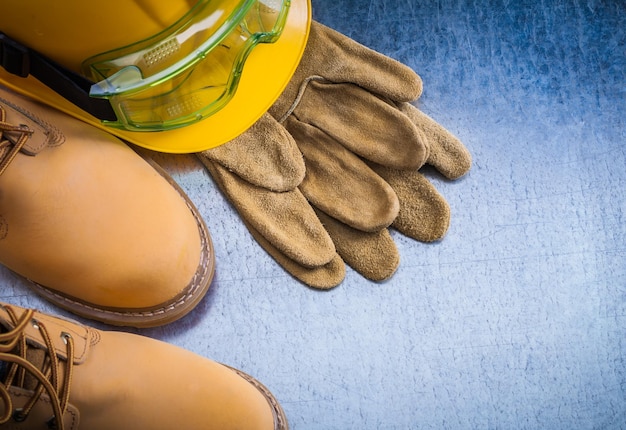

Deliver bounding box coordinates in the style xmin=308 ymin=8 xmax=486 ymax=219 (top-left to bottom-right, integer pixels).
xmin=197 ymin=21 xmax=471 ymax=289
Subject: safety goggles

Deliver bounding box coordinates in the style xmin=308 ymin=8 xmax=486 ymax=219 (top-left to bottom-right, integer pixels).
xmin=77 ymin=0 xmax=290 ymax=131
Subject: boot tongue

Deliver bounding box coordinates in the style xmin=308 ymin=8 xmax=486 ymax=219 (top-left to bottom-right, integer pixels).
xmin=21 ymin=348 xmax=48 ymax=391
xmin=0 ymin=321 xmax=59 ymax=391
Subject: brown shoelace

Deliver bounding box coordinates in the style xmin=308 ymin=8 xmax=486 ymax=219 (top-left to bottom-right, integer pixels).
xmin=0 ymin=104 xmax=34 ymax=176
xmin=0 ymin=305 xmax=74 ymax=430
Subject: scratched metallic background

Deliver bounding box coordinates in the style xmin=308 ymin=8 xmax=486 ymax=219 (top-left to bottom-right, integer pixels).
xmin=1 ymin=0 xmax=624 ymax=428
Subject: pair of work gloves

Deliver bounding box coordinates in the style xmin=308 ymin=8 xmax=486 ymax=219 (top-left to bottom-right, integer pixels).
xmin=198 ymin=21 xmax=471 ymax=289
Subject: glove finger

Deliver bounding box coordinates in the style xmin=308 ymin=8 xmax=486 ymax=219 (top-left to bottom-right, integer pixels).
xmin=202 ymin=159 xmax=336 ymax=267
xmin=285 ymin=116 xmax=400 ymax=232
xmin=244 ymin=219 xmax=346 ymax=290
xmin=399 ymin=103 xmax=472 ymax=179
xmin=270 ymin=21 xmax=422 ymax=117
xmin=199 ymin=113 xmax=305 ymax=192
xmin=371 ymin=164 xmax=451 ymax=242
xmin=314 ymin=208 xmax=400 ymax=282
xmin=288 ymin=80 xmax=428 ymax=170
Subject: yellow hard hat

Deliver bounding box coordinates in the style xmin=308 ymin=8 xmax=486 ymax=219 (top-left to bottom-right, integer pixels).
xmin=0 ymin=0 xmax=311 ymax=152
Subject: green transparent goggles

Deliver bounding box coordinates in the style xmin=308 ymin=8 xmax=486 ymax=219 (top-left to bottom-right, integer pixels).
xmin=81 ymin=0 xmax=290 ymax=131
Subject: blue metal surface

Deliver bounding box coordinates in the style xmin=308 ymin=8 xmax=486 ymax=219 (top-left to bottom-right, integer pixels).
xmin=1 ymin=0 xmax=624 ymax=428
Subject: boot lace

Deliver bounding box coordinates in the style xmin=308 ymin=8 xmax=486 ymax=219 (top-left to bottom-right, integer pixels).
xmin=0 ymin=104 xmax=34 ymax=176
xmin=0 ymin=305 xmax=74 ymax=430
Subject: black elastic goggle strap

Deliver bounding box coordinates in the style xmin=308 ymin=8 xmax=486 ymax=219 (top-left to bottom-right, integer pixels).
xmin=0 ymin=32 xmax=117 ymax=121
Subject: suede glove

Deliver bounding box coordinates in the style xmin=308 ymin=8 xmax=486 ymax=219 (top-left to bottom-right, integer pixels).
xmin=198 ymin=21 xmax=471 ymax=289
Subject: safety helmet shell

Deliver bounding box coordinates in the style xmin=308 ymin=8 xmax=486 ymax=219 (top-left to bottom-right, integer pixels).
xmin=0 ymin=0 xmax=311 ymax=152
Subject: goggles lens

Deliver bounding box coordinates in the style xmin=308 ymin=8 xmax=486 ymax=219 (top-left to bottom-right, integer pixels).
xmin=82 ymin=0 xmax=290 ymax=131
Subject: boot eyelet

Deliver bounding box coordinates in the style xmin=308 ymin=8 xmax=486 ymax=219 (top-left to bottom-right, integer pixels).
xmin=12 ymin=408 xmax=27 ymax=422
xmin=60 ymin=332 xmax=72 ymax=344
xmin=18 ymin=124 xmax=34 ymax=134
xmin=46 ymin=416 xmax=58 ymax=429
xmin=30 ymin=318 xmax=39 ymax=330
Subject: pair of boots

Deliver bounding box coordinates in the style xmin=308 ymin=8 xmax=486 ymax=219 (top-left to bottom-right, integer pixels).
xmin=0 ymin=87 xmax=287 ymax=428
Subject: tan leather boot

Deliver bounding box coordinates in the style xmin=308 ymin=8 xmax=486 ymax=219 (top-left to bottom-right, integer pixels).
xmin=0 ymin=302 xmax=288 ymax=429
xmin=0 ymin=86 xmax=214 ymax=327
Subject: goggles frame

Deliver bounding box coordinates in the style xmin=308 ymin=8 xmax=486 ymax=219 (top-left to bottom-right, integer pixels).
xmin=0 ymin=0 xmax=290 ymax=132
xmin=84 ymin=0 xmax=291 ymax=131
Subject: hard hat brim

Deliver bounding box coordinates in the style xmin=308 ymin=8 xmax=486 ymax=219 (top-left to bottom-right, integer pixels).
xmin=0 ymin=0 xmax=311 ymax=153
